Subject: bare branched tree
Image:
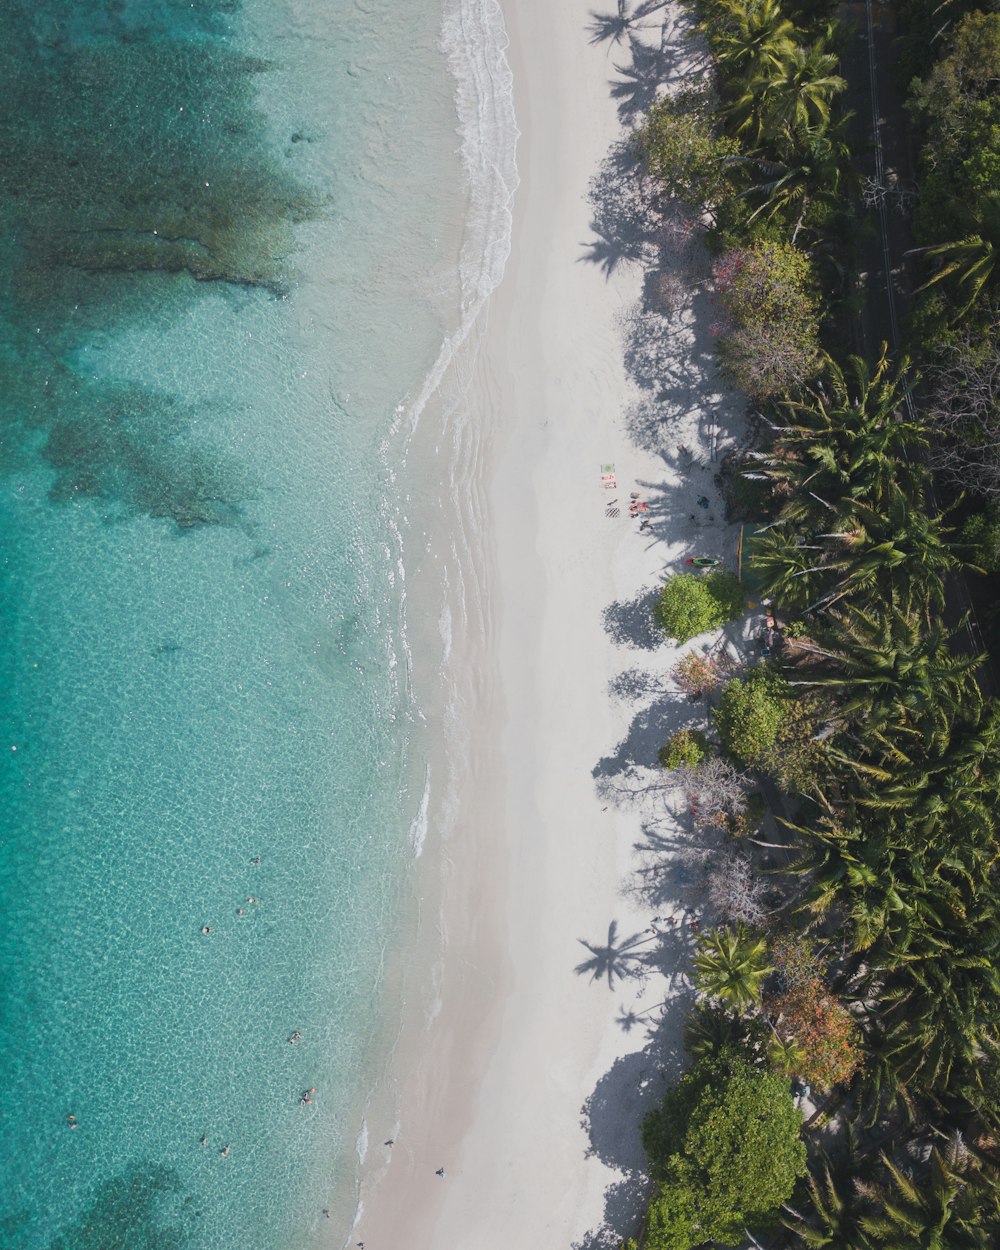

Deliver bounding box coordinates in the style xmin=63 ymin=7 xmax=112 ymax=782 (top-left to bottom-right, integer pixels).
xmin=674 ymin=756 xmax=750 ymax=834
xmin=707 ymin=850 xmax=770 ymax=926
xmin=922 ymin=327 xmax=1000 ymax=496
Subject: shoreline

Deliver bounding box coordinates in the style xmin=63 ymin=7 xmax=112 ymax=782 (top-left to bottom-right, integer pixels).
xmin=353 ymin=1 xmax=744 ymax=1246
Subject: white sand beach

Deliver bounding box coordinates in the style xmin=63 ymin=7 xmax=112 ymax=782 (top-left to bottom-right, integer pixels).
xmin=355 ymin=2 xmax=751 ymax=1246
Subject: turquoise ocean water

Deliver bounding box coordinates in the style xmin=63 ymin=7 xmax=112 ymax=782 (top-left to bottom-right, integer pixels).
xmin=0 ymin=2 xmax=515 ymax=1247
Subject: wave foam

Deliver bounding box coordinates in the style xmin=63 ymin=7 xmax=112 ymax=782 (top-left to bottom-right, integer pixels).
xmin=400 ymin=0 xmax=519 ymax=436
xmin=408 ymin=767 xmax=432 ymax=859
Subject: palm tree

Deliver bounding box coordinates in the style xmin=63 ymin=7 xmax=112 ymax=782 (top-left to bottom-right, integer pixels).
xmin=910 ymin=190 xmax=1000 ymax=321
xmin=684 ymin=999 xmax=770 ymax=1060
xmin=870 ymin=914 xmax=1000 ymax=1094
xmin=787 ymin=605 xmax=983 ymax=753
xmin=759 ymin=349 xmax=923 ymax=516
xmin=728 ymin=37 xmax=846 ymax=148
xmin=711 ymin=0 xmax=800 ymax=83
xmin=860 ymin=1138 xmax=999 ymax=1249
xmin=749 ymin=525 xmax=831 ymax=612
xmin=787 ymin=818 xmax=912 ymax=951
xmin=785 ymin=804 xmax=983 ymax=957
xmin=693 ymin=923 xmax=773 ymax=1011
xmin=784 ymin=1147 xmax=875 ymax=1249
xmin=768 ymin=1032 xmax=806 ymax=1075
xmin=806 ymin=490 xmax=959 ymax=613
xmin=740 ymin=121 xmax=853 ymax=241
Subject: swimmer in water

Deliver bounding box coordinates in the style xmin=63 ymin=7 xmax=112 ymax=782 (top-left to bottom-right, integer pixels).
xmin=220 ymin=1144 xmax=231 ymax=1158
xmin=201 ymin=926 xmax=212 ymax=936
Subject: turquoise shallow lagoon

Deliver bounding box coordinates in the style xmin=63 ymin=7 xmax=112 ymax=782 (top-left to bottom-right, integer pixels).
xmin=0 ymin=1 xmax=504 ymax=1246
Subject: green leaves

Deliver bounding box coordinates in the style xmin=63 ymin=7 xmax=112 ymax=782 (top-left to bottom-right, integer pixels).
xmin=642 ymin=1055 xmax=807 ymax=1249
xmin=726 ymin=37 xmax=847 ymax=150
xmin=655 ymin=571 xmax=744 ymax=642
xmin=713 ymin=665 xmax=789 ymax=765
xmin=693 ymin=923 xmax=774 ymax=1010
xmin=909 ymin=13 xmax=1000 ymax=321
xmin=635 ymin=90 xmax=740 ymax=209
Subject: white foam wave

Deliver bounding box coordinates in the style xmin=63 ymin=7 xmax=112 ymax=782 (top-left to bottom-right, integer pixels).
xmin=399 ymin=0 xmax=519 ymax=437
xmin=408 ymin=767 xmax=432 ymax=858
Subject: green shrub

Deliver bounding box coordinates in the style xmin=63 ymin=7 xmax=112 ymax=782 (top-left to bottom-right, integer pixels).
xmin=656 ymin=572 xmax=744 ymax=643
xmin=659 ymin=729 xmax=710 ymax=770
xmin=961 ymin=508 xmax=1000 ymax=573
xmin=641 ymin=1055 xmax=806 ymax=1249
xmin=713 ymin=667 xmax=788 ymax=766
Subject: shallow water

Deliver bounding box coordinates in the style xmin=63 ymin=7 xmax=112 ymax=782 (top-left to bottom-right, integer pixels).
xmin=0 ymin=1 xmax=515 ymax=1246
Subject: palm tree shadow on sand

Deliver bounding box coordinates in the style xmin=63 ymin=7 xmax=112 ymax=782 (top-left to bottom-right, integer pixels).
xmin=575 ymin=919 xmax=659 ymax=989
xmin=587 ymin=1 xmax=668 ymax=48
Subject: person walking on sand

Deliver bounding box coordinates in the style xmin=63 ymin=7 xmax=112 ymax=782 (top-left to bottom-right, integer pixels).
xmin=435 ymin=1167 xmax=446 ymax=1178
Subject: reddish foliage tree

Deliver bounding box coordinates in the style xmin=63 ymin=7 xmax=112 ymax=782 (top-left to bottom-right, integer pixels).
xmin=672 ymin=649 xmax=736 ymax=697
xmin=764 ymin=937 xmax=861 ymax=1090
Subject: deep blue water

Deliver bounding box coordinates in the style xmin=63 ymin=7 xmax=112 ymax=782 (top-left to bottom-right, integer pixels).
xmin=0 ymin=2 xmax=466 ymax=1246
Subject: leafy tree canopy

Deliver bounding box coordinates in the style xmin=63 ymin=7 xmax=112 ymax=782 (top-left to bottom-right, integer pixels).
xmin=656 ymin=571 xmax=744 ymax=643
xmin=714 ymin=665 xmax=788 ymax=765
xmin=713 ymin=241 xmax=821 ymax=396
xmin=642 ymin=1054 xmax=806 ymax=1249
xmin=636 ymin=89 xmax=740 ymax=208
xmin=908 ymin=13 xmax=1000 ymax=316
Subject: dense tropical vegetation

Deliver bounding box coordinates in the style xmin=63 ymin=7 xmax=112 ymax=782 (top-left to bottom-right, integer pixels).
xmin=619 ymin=0 xmax=1000 ymax=1245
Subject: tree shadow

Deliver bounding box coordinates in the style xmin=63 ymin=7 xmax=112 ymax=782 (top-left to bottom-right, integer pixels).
xmin=608 ymin=667 xmax=671 ymax=702
xmin=588 ymin=1 xmax=668 ymax=48
xmin=572 ymin=1173 xmax=651 ymax=1250
xmin=581 ymin=141 xmax=661 ymax=277
xmin=576 ymin=919 xmax=658 ymax=989
xmin=602 ymin=586 xmax=663 ymax=651
xmin=573 ymin=986 xmax=691 ymax=1250
xmin=592 ymin=690 xmax=705 ymax=777
xmin=610 ymin=36 xmax=673 ymax=123
xmin=608 ymin=13 xmax=710 ymax=126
